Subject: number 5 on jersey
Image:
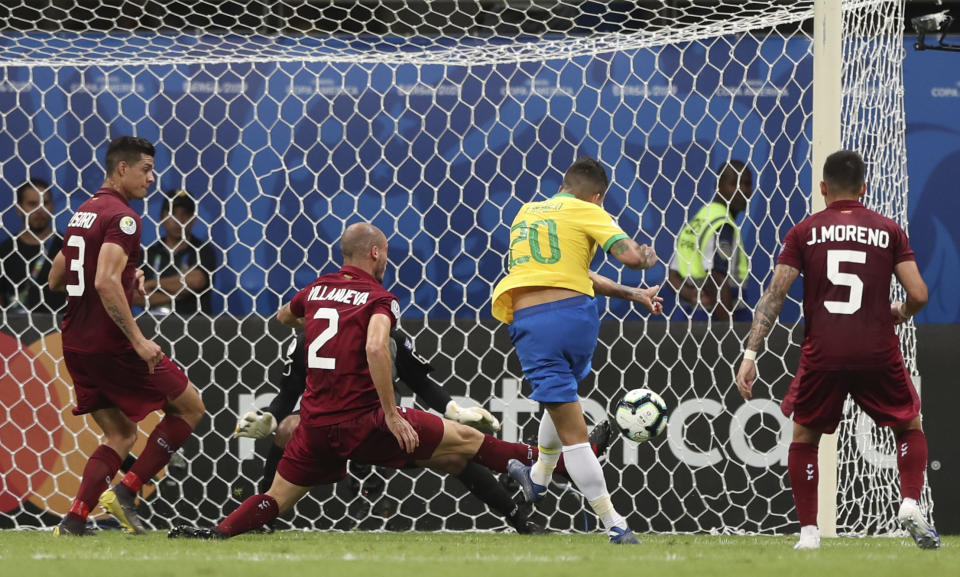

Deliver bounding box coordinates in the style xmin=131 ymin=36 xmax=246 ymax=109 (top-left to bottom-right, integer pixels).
xmin=307 ymin=307 xmax=339 ymax=369
xmin=824 ymin=249 xmax=866 ymax=315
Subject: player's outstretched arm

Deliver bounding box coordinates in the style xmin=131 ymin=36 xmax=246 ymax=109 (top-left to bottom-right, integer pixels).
xmin=276 ymin=303 xmax=305 ymax=329
xmin=892 ymin=260 xmax=929 ymax=324
xmin=48 ymin=250 xmax=66 ymax=292
xmin=736 ymin=264 xmax=799 ymax=399
xmin=608 ymin=238 xmax=658 ymax=270
xmin=96 ymin=242 xmax=164 ymax=372
xmin=588 ymin=271 xmax=664 ymax=315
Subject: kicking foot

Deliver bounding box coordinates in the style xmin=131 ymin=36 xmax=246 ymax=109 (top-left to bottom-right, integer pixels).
xmin=898 ymin=500 xmax=940 ymax=550
xmin=506 ymin=459 xmax=547 ymax=502
xmin=99 ymin=485 xmax=148 ymax=535
xmin=608 ymin=527 xmax=640 ymax=545
xmin=168 ymin=524 xmax=228 ymax=539
xmin=793 ymin=525 xmax=820 ymax=550
xmin=589 ymin=420 xmax=616 ymax=459
xmin=52 ymin=519 xmax=97 ymax=536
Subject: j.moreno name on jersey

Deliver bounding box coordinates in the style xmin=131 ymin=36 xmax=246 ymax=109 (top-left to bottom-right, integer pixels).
xmin=806 ymin=224 xmax=890 ymax=248
xmin=307 ymin=285 xmax=370 ymax=306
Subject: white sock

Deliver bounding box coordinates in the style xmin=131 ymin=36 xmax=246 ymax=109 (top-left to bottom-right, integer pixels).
xmin=800 ymin=525 xmax=820 ymax=536
xmin=902 ymin=497 xmax=918 ymax=509
xmin=530 ymin=412 xmax=561 ymax=487
xmin=563 ymin=442 xmax=625 ymax=531
xmin=588 ymin=495 xmax=627 ymax=532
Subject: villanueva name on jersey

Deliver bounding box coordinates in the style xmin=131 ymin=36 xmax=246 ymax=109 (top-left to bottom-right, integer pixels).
xmin=307 ymin=285 xmax=370 ymax=306
xmin=806 ymin=224 xmax=890 ymax=248
xmin=67 ymin=211 xmax=98 ymax=229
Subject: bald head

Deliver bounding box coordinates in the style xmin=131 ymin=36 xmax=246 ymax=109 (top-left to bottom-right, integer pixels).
xmin=340 ymin=222 xmax=389 ymax=282
xmin=341 ymin=223 xmax=386 ymax=260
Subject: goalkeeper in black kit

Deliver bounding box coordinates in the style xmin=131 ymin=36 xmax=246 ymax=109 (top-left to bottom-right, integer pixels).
xmin=234 ymin=329 xmax=572 ymax=534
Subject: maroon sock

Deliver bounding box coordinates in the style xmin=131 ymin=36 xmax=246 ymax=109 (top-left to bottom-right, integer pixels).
xmin=896 ymin=429 xmax=927 ymax=501
xmin=67 ymin=445 xmax=122 ymax=523
xmin=124 ymin=415 xmax=193 ymax=493
xmin=472 ymin=435 xmax=536 ymax=473
xmin=215 ymin=494 xmax=279 ymax=537
xmin=788 ymin=442 xmax=819 ymax=527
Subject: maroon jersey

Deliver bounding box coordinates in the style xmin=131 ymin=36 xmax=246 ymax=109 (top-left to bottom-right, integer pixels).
xmin=289 ymin=265 xmax=399 ymax=426
xmin=60 ymin=188 xmax=142 ymax=353
xmin=777 ymin=199 xmax=915 ymax=370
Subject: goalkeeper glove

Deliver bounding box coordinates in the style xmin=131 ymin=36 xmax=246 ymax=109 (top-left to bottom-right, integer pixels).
xmin=233 ymin=411 xmax=278 ymax=439
xmin=444 ymin=401 xmax=501 ymax=433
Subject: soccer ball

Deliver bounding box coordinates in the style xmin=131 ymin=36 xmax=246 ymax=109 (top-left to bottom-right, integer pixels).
xmin=613 ymin=388 xmax=669 ymax=443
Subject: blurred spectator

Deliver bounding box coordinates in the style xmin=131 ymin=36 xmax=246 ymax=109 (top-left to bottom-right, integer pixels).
xmin=668 ymin=161 xmax=753 ymax=321
xmin=135 ymin=189 xmax=217 ymax=316
xmin=0 ymin=178 xmax=66 ymax=314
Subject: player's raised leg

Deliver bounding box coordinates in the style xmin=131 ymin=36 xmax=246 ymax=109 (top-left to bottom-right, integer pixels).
xmin=55 ymin=407 xmax=137 ymax=536
xmin=545 ymin=401 xmax=636 ymax=545
xmin=101 ymin=380 xmax=205 ymax=534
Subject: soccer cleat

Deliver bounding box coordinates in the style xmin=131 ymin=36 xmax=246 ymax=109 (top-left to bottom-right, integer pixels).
xmin=506 ymin=459 xmax=547 ymax=502
xmin=608 ymin=527 xmax=640 ymax=545
xmin=52 ymin=519 xmax=98 ymax=537
xmin=168 ymin=524 xmax=228 ymax=539
xmin=589 ymin=420 xmax=616 ymax=459
xmin=898 ymin=500 xmax=940 ymax=550
xmin=507 ymin=500 xmax=549 ymax=535
xmin=511 ymin=518 xmax=550 ymax=535
xmin=99 ymin=486 xmax=148 ymax=535
xmin=793 ymin=525 xmax=821 ymax=550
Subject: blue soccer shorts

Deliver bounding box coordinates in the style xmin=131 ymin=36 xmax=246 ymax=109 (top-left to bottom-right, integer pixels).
xmin=508 ymin=295 xmax=599 ymax=403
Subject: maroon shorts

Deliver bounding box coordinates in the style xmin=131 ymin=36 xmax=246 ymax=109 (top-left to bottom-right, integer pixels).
xmin=780 ymin=360 xmax=920 ymax=434
xmin=276 ymin=406 xmax=445 ymax=487
xmin=64 ymin=349 xmax=189 ymax=422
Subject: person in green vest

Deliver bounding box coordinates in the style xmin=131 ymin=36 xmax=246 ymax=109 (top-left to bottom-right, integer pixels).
xmin=667 ymin=161 xmax=753 ymax=321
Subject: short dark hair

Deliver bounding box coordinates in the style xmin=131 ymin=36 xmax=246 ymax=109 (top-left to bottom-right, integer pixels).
xmin=823 ymin=150 xmax=865 ymax=194
xmin=16 ymin=178 xmax=51 ymax=205
xmin=717 ymin=160 xmax=750 ymax=186
xmin=562 ymin=157 xmax=609 ymax=199
xmin=105 ymin=136 xmax=155 ymax=176
xmin=160 ymin=188 xmax=196 ymax=215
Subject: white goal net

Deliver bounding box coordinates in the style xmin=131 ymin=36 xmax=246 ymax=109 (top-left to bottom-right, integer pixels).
xmin=0 ymin=0 xmax=929 ymax=535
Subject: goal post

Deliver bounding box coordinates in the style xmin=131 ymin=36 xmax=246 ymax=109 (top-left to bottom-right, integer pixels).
xmin=812 ymin=0 xmax=842 ymax=540
xmin=0 ymin=0 xmax=928 ymax=535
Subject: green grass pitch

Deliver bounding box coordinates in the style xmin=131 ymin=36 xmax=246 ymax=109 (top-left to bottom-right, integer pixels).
xmin=2 ymin=530 xmax=955 ymax=577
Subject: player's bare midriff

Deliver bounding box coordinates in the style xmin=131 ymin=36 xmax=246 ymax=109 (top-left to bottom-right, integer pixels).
xmin=510 ymin=286 xmax=585 ymax=312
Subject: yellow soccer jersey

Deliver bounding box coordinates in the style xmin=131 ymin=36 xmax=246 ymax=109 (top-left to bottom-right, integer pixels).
xmin=491 ymin=192 xmax=628 ymax=323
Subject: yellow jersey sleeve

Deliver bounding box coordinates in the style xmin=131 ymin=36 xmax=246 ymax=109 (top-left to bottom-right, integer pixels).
xmin=491 ymin=194 xmax=629 ymax=323
xmin=575 ymin=202 xmax=630 ymax=252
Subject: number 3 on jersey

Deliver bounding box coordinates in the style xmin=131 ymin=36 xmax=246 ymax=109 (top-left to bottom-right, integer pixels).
xmin=307 ymin=307 xmax=339 ymax=369
xmin=65 ymin=236 xmax=86 ymax=297
xmin=824 ymin=249 xmax=866 ymax=315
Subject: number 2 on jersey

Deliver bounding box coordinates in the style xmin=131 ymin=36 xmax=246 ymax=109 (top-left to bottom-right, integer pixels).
xmin=307 ymin=307 xmax=339 ymax=369
xmin=824 ymin=249 xmax=866 ymax=315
